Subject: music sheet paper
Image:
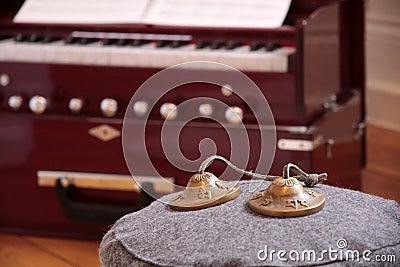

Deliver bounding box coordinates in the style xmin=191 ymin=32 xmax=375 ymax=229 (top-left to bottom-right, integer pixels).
xmin=13 ymin=0 xmax=292 ymax=28
xmin=13 ymin=0 xmax=151 ymax=24
xmin=144 ymin=0 xmax=292 ymax=28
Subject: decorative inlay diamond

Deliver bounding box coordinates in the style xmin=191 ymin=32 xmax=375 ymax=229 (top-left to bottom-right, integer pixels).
xmin=89 ymin=124 xmax=121 ymax=142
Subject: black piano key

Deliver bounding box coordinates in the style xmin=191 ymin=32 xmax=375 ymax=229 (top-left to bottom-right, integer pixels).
xmin=156 ymin=40 xmax=171 ymax=48
xmin=64 ymin=36 xmax=80 ymax=44
xmin=14 ymin=34 xmax=29 ymax=42
xmin=210 ymin=41 xmax=225 ymax=50
xmin=78 ymin=38 xmax=97 ymax=45
xmin=28 ymin=35 xmax=44 ymax=42
xmin=225 ymin=41 xmax=241 ymax=50
xmin=170 ymin=40 xmax=188 ymax=48
xmin=250 ymin=42 xmax=264 ymax=51
xmin=265 ymin=42 xmax=282 ymax=52
xmin=116 ymin=39 xmax=129 ymax=46
xmin=130 ymin=39 xmax=150 ymax=47
xmin=43 ymin=36 xmax=62 ymax=43
xmin=102 ymin=39 xmax=117 ymax=46
xmin=196 ymin=41 xmax=211 ymax=49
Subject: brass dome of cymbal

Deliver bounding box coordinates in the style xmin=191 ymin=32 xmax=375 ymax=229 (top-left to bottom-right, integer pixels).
xmin=248 ymin=177 xmax=325 ymax=217
xmin=169 ymin=172 xmax=240 ymax=211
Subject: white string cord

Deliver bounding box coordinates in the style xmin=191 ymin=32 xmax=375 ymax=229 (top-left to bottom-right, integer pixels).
xmin=199 ymin=155 xmax=327 ymax=187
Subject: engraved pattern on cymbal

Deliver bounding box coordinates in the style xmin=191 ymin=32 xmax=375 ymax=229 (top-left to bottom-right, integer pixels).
xmin=260 ymin=196 xmax=273 ymax=206
xmin=198 ymin=188 xmax=211 ymax=199
xmin=305 ymin=189 xmax=320 ymax=197
xmin=272 ymin=177 xmax=299 ymax=187
xmin=190 ymin=173 xmax=212 ymax=183
xmin=285 ymin=199 xmax=310 ymax=209
xmin=250 ymin=190 xmax=265 ymax=200
xmin=215 ymin=181 xmax=230 ymax=190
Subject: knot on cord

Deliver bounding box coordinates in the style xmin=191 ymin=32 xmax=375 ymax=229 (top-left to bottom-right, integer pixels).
xmin=304 ymin=173 xmax=327 ymax=187
xmin=283 ymin=163 xmax=327 ymax=187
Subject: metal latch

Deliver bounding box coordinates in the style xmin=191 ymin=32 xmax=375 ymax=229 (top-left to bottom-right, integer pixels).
xmin=277 ymin=136 xmax=324 ymax=151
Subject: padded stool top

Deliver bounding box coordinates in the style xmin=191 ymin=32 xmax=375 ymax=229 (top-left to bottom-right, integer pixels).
xmin=100 ymin=181 xmax=400 ymax=266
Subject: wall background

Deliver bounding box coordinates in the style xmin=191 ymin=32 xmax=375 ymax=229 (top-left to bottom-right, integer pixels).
xmin=362 ymin=0 xmax=400 ymax=201
xmin=365 ymin=0 xmax=400 ymax=130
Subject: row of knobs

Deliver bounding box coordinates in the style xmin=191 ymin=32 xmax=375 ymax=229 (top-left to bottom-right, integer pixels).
xmin=8 ymin=95 xmax=244 ymax=124
xmin=130 ymin=101 xmax=243 ymax=124
xmin=8 ymin=95 xmax=118 ymax=117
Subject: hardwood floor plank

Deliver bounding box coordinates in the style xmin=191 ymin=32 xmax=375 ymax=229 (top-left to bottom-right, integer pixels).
xmin=362 ymin=125 xmax=400 ymax=201
xmin=362 ymin=169 xmax=400 ymax=202
xmin=26 ymin=236 xmax=100 ymax=267
xmin=366 ymin=125 xmax=400 ymax=177
xmin=0 ymin=233 xmax=72 ymax=267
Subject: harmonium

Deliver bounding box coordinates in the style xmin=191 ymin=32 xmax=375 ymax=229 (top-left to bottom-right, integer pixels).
xmin=0 ymin=0 xmax=365 ymax=240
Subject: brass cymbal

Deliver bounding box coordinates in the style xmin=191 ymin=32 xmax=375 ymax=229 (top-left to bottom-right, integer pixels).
xmin=248 ymin=177 xmax=325 ymax=217
xmin=169 ymin=172 xmax=240 ymax=211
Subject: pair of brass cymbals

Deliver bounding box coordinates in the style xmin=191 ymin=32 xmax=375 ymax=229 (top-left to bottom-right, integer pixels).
xmin=169 ymin=169 xmax=325 ymax=218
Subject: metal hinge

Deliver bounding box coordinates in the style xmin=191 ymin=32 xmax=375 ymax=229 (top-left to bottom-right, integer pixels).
xmin=323 ymin=94 xmax=340 ymax=112
xmin=277 ymin=136 xmax=324 ymax=151
xmin=278 ymin=122 xmax=365 ymax=158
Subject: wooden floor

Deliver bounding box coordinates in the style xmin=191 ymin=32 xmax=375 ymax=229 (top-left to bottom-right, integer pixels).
xmin=0 ymin=233 xmax=100 ymax=267
xmin=362 ymin=125 xmax=400 ymax=202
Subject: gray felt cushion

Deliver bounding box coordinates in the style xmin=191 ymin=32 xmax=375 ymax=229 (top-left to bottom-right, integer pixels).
xmin=99 ymin=181 xmax=400 ymax=266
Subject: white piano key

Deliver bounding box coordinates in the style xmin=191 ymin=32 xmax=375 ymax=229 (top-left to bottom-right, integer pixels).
xmin=270 ymin=47 xmax=295 ymax=72
xmin=115 ymin=47 xmax=135 ymax=67
xmin=132 ymin=42 xmax=157 ymax=68
xmin=163 ymin=49 xmax=182 ymax=67
xmin=173 ymin=44 xmax=195 ymax=64
xmin=30 ymin=43 xmax=49 ymax=62
xmin=80 ymin=42 xmax=106 ymax=65
xmin=116 ymin=47 xmax=139 ymax=67
xmin=135 ymin=42 xmax=158 ymax=67
xmin=53 ymin=43 xmax=79 ymax=64
xmin=167 ymin=44 xmax=195 ymax=66
xmin=108 ymin=46 xmax=126 ymax=66
xmin=43 ymin=40 xmax=65 ymax=63
xmin=79 ymin=44 xmax=104 ymax=65
xmin=0 ymin=39 xmax=16 ymax=61
xmin=11 ymin=43 xmax=33 ymax=62
xmin=149 ymin=48 xmax=169 ymax=68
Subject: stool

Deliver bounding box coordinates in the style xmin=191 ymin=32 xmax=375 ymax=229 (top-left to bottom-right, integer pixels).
xmin=99 ymin=181 xmax=399 ymax=266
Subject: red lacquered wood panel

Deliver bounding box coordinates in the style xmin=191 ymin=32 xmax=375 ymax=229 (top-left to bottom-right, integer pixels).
xmin=0 ymin=0 xmax=364 ymax=240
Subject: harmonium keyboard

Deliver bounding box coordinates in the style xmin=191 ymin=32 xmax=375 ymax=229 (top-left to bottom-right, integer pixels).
xmin=0 ymin=0 xmax=365 ymax=239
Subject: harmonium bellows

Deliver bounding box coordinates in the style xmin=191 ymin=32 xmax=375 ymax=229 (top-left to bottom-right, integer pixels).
xmin=0 ymin=0 xmax=365 ymax=239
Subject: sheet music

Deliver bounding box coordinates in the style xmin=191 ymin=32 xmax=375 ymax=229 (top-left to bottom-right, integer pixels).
xmin=13 ymin=0 xmax=151 ymax=24
xmin=144 ymin=0 xmax=292 ymax=28
xmin=13 ymin=0 xmax=292 ymax=28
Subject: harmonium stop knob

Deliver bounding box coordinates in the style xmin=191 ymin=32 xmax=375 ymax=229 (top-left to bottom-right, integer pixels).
xmin=160 ymin=103 xmax=177 ymax=120
xmin=133 ymin=101 xmax=149 ymax=117
xmin=8 ymin=95 xmax=24 ymax=111
xmin=199 ymin=103 xmax=213 ymax=116
xmin=100 ymin=98 xmax=118 ymax=117
xmin=68 ymin=98 xmax=84 ymax=114
xmin=29 ymin=95 xmax=48 ymax=114
xmin=225 ymin=106 xmax=243 ymax=124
